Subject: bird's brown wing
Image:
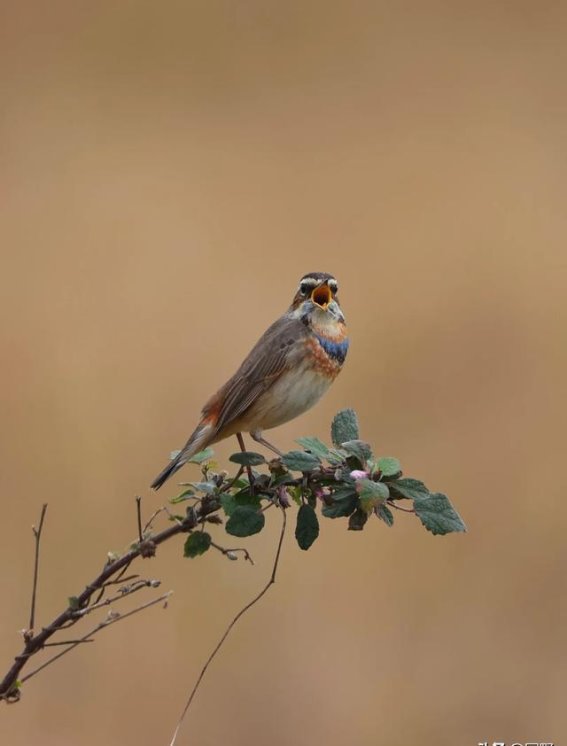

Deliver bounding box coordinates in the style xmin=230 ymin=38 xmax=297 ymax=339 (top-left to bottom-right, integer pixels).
xmin=203 ymin=315 xmax=308 ymax=433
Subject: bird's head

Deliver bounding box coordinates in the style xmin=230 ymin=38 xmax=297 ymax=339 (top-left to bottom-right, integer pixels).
xmin=290 ymin=272 xmax=344 ymax=323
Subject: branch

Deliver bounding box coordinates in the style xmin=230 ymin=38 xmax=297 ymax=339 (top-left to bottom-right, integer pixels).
xmin=20 ymin=591 xmax=173 ymax=686
xmin=27 ymin=503 xmax=48 ymax=638
xmin=1 ymin=408 xmax=464 ymax=706
xmin=0 ymin=503 xmax=198 ymax=701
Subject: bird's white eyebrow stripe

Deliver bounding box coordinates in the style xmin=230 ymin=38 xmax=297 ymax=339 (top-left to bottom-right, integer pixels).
xmin=299 ymin=278 xmax=319 ymax=288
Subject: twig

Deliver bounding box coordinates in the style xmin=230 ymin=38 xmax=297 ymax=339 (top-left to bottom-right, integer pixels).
xmin=21 ymin=592 xmax=172 ymax=685
xmin=112 ymin=562 xmax=136 ymax=584
xmin=209 ymin=542 xmax=254 ymax=565
xmin=103 ymin=574 xmax=139 ymax=586
xmin=28 ymin=504 xmax=48 ymax=636
xmin=143 ymin=507 xmax=166 ymax=534
xmin=73 ymin=579 xmax=161 ymax=617
xmin=0 ymin=517 xmax=190 ymax=701
xmin=135 ymin=496 xmax=143 ymax=542
xmin=386 ymin=500 xmax=415 ymax=513
xmin=220 ymin=466 xmax=244 ymax=493
xmin=43 ymin=639 xmax=95 ymax=646
xmin=89 ymin=559 xmax=135 ymax=608
xmin=168 ymin=507 xmax=287 ymax=746
xmin=164 ymin=506 xmax=185 ymax=525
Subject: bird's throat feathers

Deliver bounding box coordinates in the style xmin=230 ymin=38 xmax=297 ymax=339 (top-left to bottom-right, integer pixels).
xmin=290 ymin=303 xmax=349 ymax=365
xmin=314 ymin=331 xmax=349 ymax=364
xmin=311 ymin=316 xmax=349 ymax=365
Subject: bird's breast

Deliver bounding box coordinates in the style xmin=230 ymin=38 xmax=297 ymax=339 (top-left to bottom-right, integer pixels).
xmin=223 ymin=317 xmax=348 ymax=436
xmin=304 ymin=336 xmax=346 ymax=378
xmin=307 ymin=319 xmax=349 ymax=373
xmin=234 ymin=358 xmax=334 ymax=433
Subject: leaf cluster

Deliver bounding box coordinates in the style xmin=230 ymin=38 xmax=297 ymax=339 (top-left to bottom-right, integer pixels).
xmin=172 ymin=409 xmax=466 ymax=559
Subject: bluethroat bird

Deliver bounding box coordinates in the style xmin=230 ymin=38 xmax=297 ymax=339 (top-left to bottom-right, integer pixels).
xmin=151 ymin=272 xmax=348 ymax=490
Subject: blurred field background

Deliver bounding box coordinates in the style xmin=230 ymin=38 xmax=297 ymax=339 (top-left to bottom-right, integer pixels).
xmin=1 ymin=2 xmax=566 ymax=745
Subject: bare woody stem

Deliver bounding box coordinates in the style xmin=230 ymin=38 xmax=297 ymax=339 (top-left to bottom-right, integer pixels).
xmin=0 ymin=468 xmax=304 ymax=703
xmin=20 ymin=591 xmax=173 ymax=686
xmin=0 ymin=503 xmax=206 ymax=701
xmin=28 ymin=503 xmax=48 ymax=635
xmin=1 ymin=456 xmax=406 ymax=703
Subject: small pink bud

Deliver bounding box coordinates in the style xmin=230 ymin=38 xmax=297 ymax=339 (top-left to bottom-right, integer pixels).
xmin=350 ymin=470 xmax=368 ymax=480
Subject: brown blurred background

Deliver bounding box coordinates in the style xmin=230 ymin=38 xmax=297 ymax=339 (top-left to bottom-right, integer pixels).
xmin=1 ymin=2 xmax=566 ymax=745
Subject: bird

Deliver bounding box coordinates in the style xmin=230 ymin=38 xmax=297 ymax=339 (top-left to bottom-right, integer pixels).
xmin=151 ymin=271 xmax=348 ymax=490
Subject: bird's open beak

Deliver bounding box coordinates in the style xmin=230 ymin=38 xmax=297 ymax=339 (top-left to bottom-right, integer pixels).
xmin=311 ymin=283 xmax=332 ymax=309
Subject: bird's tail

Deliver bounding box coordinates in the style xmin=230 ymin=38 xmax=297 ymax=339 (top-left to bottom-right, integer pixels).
xmin=150 ymin=452 xmax=186 ymax=491
xmin=150 ymin=422 xmax=214 ymax=491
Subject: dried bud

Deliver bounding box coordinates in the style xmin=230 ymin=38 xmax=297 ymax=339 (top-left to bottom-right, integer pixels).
xmin=206 ymin=514 xmax=223 ymax=525
xmin=276 ymin=486 xmax=291 ymax=508
xmin=139 ymin=539 xmax=157 ymax=558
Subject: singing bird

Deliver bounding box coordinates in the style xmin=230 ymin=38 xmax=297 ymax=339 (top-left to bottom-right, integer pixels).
xmin=151 ymin=272 xmax=348 ymax=490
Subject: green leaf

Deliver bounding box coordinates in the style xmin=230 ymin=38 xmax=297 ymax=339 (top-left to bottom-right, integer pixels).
xmin=226 ymin=506 xmax=265 ymax=537
xmin=232 ymin=487 xmax=262 ymax=509
xmin=376 ymin=504 xmax=394 ymax=527
xmin=184 ymin=531 xmax=212 ymax=557
xmin=68 ymin=596 xmax=80 ymax=611
xmin=321 ymin=487 xmax=358 ymax=518
xmin=348 ymin=507 xmax=368 ymax=531
xmin=356 ymin=479 xmax=389 ymax=514
xmin=295 ymin=436 xmax=330 ymax=459
xmin=331 ymin=408 xmax=359 ymax=446
xmin=170 ymin=487 xmax=196 ymax=504
xmin=281 ymin=450 xmax=321 ymax=472
xmin=326 ymin=448 xmax=349 ymax=465
xmin=413 ymin=493 xmax=467 ymax=535
xmin=269 ymin=473 xmax=296 ymax=487
xmin=295 ymin=504 xmax=320 ymax=550
xmin=187 ymin=447 xmax=215 ymax=464
xmin=231 ymin=477 xmax=250 ymax=490
xmin=342 ymin=439 xmax=373 ymax=465
xmin=229 ymin=451 xmax=266 ymax=466
xmin=332 ymin=486 xmax=360 ymax=501
xmin=230 ymin=484 xmax=262 ymax=509
xmin=220 ymin=494 xmax=237 ymax=516
xmin=178 ymin=480 xmax=217 ymax=495
xmin=376 ymin=456 xmax=402 ymax=477
xmin=388 ymin=478 xmax=429 ymax=501
xmin=355 ymin=479 xmax=389 ymax=500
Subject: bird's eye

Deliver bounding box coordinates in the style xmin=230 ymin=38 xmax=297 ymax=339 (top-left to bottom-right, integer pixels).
xmin=329 ymin=281 xmax=338 ymax=294
xmin=299 ymin=282 xmax=312 ymax=296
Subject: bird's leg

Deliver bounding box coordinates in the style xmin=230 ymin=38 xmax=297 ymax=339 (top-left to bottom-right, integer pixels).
xmin=250 ymin=430 xmax=283 ymax=456
xmin=236 ymin=432 xmax=255 ymax=487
